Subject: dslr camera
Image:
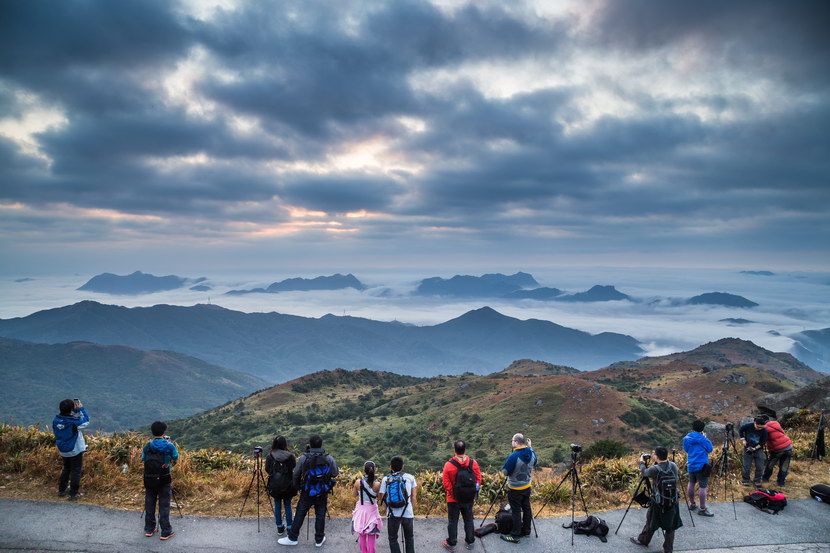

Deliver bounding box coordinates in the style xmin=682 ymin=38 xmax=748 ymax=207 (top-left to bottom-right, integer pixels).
xmin=570 ymin=443 xmax=582 ymax=453
xmin=641 ymin=453 xmax=652 ymax=461
xmin=252 ymin=446 xmax=263 ymax=455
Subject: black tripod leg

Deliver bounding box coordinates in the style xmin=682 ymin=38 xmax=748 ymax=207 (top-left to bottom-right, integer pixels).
xmin=614 ymin=477 xmax=647 ymax=535
xmin=678 ymin=476 xmax=695 ymax=527
xmin=171 ymin=487 xmax=184 ymax=519
xmin=534 ymin=467 xmax=571 ymax=519
xmin=479 ymin=479 xmax=507 ymax=527
xmin=572 ymin=470 xmax=589 ymax=516
xmin=238 ymin=470 xmax=258 ymax=517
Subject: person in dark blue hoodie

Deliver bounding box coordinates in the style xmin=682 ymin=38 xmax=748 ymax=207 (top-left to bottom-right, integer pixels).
xmin=739 ymin=417 xmax=768 ymax=487
xmin=499 ymin=433 xmax=538 ymax=544
xmin=682 ymin=420 xmax=714 ymax=517
xmin=52 ymin=398 xmax=90 ymax=501
xmin=142 ymin=421 xmax=179 ymax=540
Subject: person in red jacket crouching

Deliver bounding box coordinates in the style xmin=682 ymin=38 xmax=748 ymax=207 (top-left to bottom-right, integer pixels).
xmin=763 ymin=419 xmax=793 ymax=486
xmin=441 ymin=440 xmax=481 ymax=552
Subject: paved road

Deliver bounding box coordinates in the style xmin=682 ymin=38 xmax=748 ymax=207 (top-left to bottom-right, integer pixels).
xmin=1 ymin=497 xmax=828 ymax=552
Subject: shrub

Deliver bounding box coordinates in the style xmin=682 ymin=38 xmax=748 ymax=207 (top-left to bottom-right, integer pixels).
xmin=582 ymin=439 xmax=630 ymax=460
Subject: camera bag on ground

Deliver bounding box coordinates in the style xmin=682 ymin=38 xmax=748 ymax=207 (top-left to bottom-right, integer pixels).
xmin=654 ymin=463 xmax=678 ymax=511
xmin=809 ymin=484 xmax=830 ymax=503
xmin=563 ymin=516 xmax=609 ymax=543
xmin=474 ymin=523 xmax=497 ymax=538
xmin=267 ymin=458 xmax=293 ymax=498
xmin=743 ymin=489 xmax=787 ymax=514
xmin=495 ymin=505 xmax=513 ymax=534
xmin=143 ymin=448 xmax=170 ymax=490
xmin=449 ymin=458 xmax=478 ymax=503
xmin=384 ymin=473 xmax=409 ymax=511
xmin=303 ymin=453 xmax=333 ymax=497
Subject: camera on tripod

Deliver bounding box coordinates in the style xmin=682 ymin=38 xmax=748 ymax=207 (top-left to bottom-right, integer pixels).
xmin=725 ymin=422 xmax=734 ymax=431
xmin=252 ymin=446 xmax=263 ymax=455
xmin=570 ymin=443 xmax=582 ymax=453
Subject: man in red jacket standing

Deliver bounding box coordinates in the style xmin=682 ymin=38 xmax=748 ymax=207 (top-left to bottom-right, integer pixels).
xmin=441 ymin=440 xmax=481 ymax=552
xmin=763 ymin=419 xmax=793 ymax=486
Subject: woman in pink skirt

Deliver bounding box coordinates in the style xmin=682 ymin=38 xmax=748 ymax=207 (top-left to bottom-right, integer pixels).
xmin=352 ymin=460 xmax=383 ymax=553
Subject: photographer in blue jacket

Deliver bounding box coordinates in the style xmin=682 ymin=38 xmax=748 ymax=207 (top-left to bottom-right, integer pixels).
xmin=682 ymin=420 xmax=714 ymax=517
xmin=52 ymin=398 xmax=90 ymax=501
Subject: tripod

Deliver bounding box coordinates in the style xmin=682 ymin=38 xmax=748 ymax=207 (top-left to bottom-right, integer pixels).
xmin=671 ymin=449 xmax=695 ymax=528
xmin=711 ymin=425 xmax=739 ymax=520
xmin=535 ymin=450 xmax=587 ymax=546
xmin=479 ymin=478 xmax=507 ymax=527
xmin=614 ymin=457 xmax=652 ymax=535
xmin=238 ymin=448 xmax=273 ymax=532
xmin=810 ymin=410 xmax=827 ymax=463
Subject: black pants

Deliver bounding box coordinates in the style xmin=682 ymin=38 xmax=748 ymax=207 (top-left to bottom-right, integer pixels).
xmin=446 ymin=501 xmax=474 ymax=546
xmin=58 ymin=452 xmax=83 ymax=497
xmin=387 ymin=516 xmax=414 ymax=553
xmin=507 ymin=488 xmax=532 ymax=537
xmin=288 ymin=493 xmax=327 ymax=543
xmin=637 ymin=507 xmax=675 ymax=553
xmin=144 ymin=482 xmax=172 ymax=534
xmin=763 ymin=449 xmax=792 ymax=485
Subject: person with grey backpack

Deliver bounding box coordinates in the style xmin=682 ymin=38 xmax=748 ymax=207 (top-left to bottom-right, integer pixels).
xmin=630 ymin=447 xmax=683 ymax=553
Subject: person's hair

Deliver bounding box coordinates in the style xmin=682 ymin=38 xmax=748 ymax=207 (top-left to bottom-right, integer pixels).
xmin=150 ymin=421 xmax=167 ymax=437
xmin=309 ymin=435 xmax=323 ymax=449
xmin=754 ymin=416 xmax=767 ymax=426
xmin=692 ymin=420 xmax=705 ymax=432
xmin=272 ymin=435 xmax=288 ymax=451
xmin=390 ymin=456 xmax=404 ymax=472
xmin=654 ymin=446 xmax=668 ymax=461
xmin=59 ymin=399 xmax=74 ymax=415
xmin=363 ymin=460 xmax=376 ymax=486
xmin=454 ymin=440 xmax=466 ymax=455
xmin=512 ymin=433 xmax=526 ymax=446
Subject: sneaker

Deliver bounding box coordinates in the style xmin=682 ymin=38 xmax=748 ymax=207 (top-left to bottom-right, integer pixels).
xmin=500 ymin=535 xmax=520 ymax=544
xmin=688 ymin=503 xmax=697 ymax=512
xmin=698 ymin=508 xmax=714 ymax=517
xmin=741 ymin=480 xmax=752 ymax=486
xmin=278 ymin=536 xmax=299 ymax=546
xmin=67 ymin=495 xmax=79 ymax=502
xmin=315 ymin=536 xmax=326 ymax=547
xmin=630 ymin=537 xmax=646 ymax=547
xmin=277 ymin=525 xmax=286 ymax=535
xmin=442 ymin=539 xmax=456 ymax=552
xmin=145 ymin=529 xmax=156 ymax=537
xmin=160 ymin=531 xmax=175 ymax=540
xmin=464 ymin=542 xmax=474 ymax=550
xmin=57 ymin=490 xmax=67 ymax=497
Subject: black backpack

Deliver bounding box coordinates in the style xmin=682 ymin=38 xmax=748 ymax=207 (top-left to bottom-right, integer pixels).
xmin=744 ymin=489 xmax=787 ymax=514
xmin=567 ymin=516 xmax=609 ymax=543
xmin=495 ymin=505 xmax=513 ymax=534
xmin=302 ymin=453 xmax=333 ymax=497
xmin=267 ymin=457 xmax=293 ymax=498
xmin=450 ymin=458 xmax=477 ymax=503
xmin=143 ymin=447 xmax=170 ymax=490
xmin=809 ymin=484 xmax=830 ymax=504
xmin=653 ymin=463 xmax=678 ymax=512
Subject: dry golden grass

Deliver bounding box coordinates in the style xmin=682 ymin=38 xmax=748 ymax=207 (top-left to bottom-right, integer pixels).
xmin=2 ymin=412 xmax=828 ymax=519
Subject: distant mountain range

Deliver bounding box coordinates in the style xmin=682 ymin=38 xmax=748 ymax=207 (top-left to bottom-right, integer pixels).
xmin=78 ymin=271 xmax=206 ymax=295
xmin=687 ymin=292 xmax=758 ymax=308
xmin=226 ymin=273 xmax=366 ymax=295
xmin=555 ymin=285 xmax=631 ymax=302
xmin=790 ymin=328 xmax=830 ymax=372
xmin=0 ymin=302 xmax=643 ymax=381
xmin=0 ymin=337 xmax=267 ymax=431
xmin=414 ymin=272 xmax=539 ymax=297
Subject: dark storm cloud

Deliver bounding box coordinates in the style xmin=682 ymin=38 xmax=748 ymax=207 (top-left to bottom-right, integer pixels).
xmin=280 ymin=173 xmax=406 ymax=213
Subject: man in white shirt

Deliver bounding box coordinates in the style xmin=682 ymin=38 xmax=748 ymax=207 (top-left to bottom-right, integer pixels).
xmin=378 ymin=456 xmax=417 ymax=553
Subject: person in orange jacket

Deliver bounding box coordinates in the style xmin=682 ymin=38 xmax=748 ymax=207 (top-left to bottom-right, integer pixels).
xmin=441 ymin=440 xmax=481 ymax=552
xmin=763 ymin=419 xmax=793 ymax=486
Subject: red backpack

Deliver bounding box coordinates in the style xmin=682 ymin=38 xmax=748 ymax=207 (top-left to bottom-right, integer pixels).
xmin=743 ymin=489 xmax=787 ymax=514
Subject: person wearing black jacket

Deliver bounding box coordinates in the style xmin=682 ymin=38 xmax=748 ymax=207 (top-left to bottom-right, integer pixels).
xmin=266 ymin=436 xmax=297 ymax=536
xmin=739 ymin=417 xmax=768 ymax=487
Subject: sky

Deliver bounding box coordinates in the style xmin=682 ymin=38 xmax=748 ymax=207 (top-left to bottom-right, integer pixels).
xmin=1 ymin=0 xmax=829 ymax=276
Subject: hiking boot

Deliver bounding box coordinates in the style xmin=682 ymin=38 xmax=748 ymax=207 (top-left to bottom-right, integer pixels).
xmin=160 ymin=531 xmax=175 ymax=540
xmin=500 ymin=535 xmax=520 ymax=544
xmin=442 ymin=539 xmax=456 ymax=552
xmin=630 ymin=537 xmax=646 ymax=547
xmin=278 ymin=536 xmax=298 ymax=546
xmin=688 ymin=503 xmax=697 ymax=512
xmin=315 ymin=536 xmax=326 ymax=547
xmin=698 ymin=508 xmax=714 ymax=517
xmin=277 ymin=525 xmax=286 ymax=535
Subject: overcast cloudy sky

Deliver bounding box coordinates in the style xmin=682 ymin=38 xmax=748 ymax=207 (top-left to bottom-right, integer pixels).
xmin=1 ymin=0 xmax=829 ymax=276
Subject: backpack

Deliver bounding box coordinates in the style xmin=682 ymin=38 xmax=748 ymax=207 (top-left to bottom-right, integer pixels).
xmin=809 ymin=484 xmax=830 ymax=504
xmin=267 ymin=457 xmax=293 ymax=498
xmin=450 ymin=458 xmax=477 ymax=503
xmin=743 ymin=489 xmax=787 ymax=514
xmin=653 ymin=463 xmax=678 ymax=512
xmin=567 ymin=516 xmax=610 ymax=543
xmin=302 ymin=453 xmax=333 ymax=497
xmin=143 ymin=447 xmax=170 ymax=490
xmin=474 ymin=523 xmax=497 ymax=538
xmin=384 ymin=473 xmax=409 ymax=513
xmin=495 ymin=505 xmax=513 ymax=534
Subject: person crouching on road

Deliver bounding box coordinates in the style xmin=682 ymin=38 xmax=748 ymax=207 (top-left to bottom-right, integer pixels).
xmin=499 ymin=433 xmax=538 ymax=544
xmin=630 ymin=447 xmax=682 ymax=553
xmin=142 ymin=421 xmax=179 ymax=540
xmin=352 ymin=461 xmax=383 ymax=553
xmin=52 ymin=398 xmax=90 ymax=502
xmin=441 ymin=440 xmax=481 ymax=552
xmin=763 ymin=419 xmax=793 ymax=486
xmin=682 ymin=420 xmax=714 ymax=517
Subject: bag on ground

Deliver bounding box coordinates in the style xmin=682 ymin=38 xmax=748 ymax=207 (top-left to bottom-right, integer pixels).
xmin=495 ymin=505 xmax=513 ymax=534
xmin=743 ymin=489 xmax=787 ymax=514
xmin=809 ymin=484 xmax=830 ymax=504
xmin=474 ymin=523 xmax=497 ymax=537
xmin=565 ymin=516 xmax=610 ymax=543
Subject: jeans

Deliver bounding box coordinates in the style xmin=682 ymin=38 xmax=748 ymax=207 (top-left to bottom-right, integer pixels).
xmin=446 ymin=501 xmax=474 ymax=546
xmin=387 ymin=516 xmax=414 ymax=553
xmin=58 ymin=452 xmax=84 ymax=497
xmin=288 ymin=493 xmax=327 ymax=543
xmin=144 ymin=482 xmax=172 ymax=535
xmin=742 ymin=448 xmax=766 ymax=484
xmin=637 ymin=505 xmax=675 ymax=553
xmin=763 ymin=449 xmax=792 ymax=485
xmin=273 ymin=496 xmax=293 ymax=528
xmin=507 ymin=488 xmax=532 ymax=537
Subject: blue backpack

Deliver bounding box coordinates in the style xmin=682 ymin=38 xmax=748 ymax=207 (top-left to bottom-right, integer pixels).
xmin=385 ymin=473 xmax=409 ymax=513
xmin=302 ymin=453 xmax=333 ymax=497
